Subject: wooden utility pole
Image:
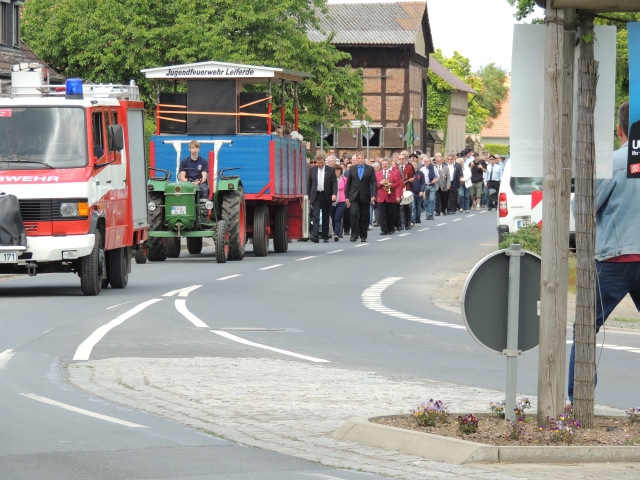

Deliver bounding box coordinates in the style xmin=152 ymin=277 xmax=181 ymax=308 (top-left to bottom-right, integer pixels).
xmin=537 ymin=1 xmax=575 ymax=425
xmin=573 ymin=14 xmax=598 ymax=428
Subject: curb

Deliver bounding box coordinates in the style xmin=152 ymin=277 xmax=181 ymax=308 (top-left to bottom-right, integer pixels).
xmin=333 ymin=415 xmax=640 ymax=464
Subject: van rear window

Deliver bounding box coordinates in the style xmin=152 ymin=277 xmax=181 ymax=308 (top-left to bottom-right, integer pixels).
xmin=510 ymin=177 xmax=575 ymax=195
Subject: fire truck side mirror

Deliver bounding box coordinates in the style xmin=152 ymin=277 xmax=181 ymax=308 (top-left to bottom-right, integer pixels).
xmin=107 ymin=125 xmax=124 ymax=152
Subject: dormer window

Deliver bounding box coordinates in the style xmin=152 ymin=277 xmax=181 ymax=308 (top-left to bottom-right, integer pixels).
xmin=13 ymin=4 xmax=19 ymax=47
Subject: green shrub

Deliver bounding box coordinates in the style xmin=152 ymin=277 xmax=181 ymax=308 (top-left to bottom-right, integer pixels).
xmin=499 ymin=223 xmax=541 ymax=255
xmin=485 ymin=143 xmax=510 ymax=155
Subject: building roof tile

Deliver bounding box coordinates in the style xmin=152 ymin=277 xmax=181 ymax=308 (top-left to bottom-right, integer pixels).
xmin=481 ymin=79 xmax=510 ymax=139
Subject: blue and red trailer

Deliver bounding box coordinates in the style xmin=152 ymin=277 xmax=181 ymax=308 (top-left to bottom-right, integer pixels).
xmin=141 ymin=61 xmax=311 ymax=255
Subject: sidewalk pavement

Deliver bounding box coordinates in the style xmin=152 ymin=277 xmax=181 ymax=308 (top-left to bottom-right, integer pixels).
xmin=69 ymin=357 xmax=630 ymax=480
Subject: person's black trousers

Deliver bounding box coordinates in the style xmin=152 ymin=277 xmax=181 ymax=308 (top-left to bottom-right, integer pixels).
xmin=312 ymin=194 xmax=330 ymax=239
xmin=448 ymin=187 xmax=459 ymax=212
xmin=349 ymin=200 xmax=371 ymax=240
xmin=438 ymin=190 xmax=449 ymax=214
xmin=402 ymin=204 xmax=412 ymax=227
xmin=378 ymin=201 xmax=396 ymax=234
xmin=487 ymin=180 xmax=500 ymax=208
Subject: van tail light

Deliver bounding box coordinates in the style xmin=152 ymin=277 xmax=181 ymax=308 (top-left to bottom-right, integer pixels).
xmin=499 ymin=192 xmax=508 ymax=217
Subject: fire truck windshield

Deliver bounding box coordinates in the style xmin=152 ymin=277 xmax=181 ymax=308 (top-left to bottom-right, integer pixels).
xmin=0 ymin=107 xmax=87 ymax=169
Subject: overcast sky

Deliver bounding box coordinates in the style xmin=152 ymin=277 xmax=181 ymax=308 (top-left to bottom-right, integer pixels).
xmin=326 ymin=0 xmax=544 ymax=72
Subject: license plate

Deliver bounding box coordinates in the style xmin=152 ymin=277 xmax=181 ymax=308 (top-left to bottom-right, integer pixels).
xmin=0 ymin=252 xmax=18 ymax=263
xmin=517 ymin=220 xmax=531 ymax=229
xmin=171 ymin=206 xmax=187 ymax=215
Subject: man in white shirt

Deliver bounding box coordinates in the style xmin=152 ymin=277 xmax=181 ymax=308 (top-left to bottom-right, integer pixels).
xmin=484 ymin=156 xmax=503 ymax=210
xmin=307 ymin=154 xmax=337 ymax=243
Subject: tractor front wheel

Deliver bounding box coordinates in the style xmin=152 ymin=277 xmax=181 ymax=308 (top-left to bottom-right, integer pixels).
xmin=221 ymin=188 xmax=246 ymax=261
xmin=187 ymin=237 xmax=203 ymax=254
xmin=167 ymin=237 xmax=181 ymax=258
xmin=252 ymin=204 xmax=269 ymax=257
xmin=147 ymin=192 xmax=167 ymax=262
xmin=134 ymin=246 xmax=147 ymax=264
xmin=273 ymin=205 xmax=288 ymax=253
xmin=215 ymin=220 xmax=229 ymax=263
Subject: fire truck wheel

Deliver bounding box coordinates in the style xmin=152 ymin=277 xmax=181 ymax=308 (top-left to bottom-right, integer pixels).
xmin=273 ymin=205 xmax=289 ymax=253
xmin=108 ymin=247 xmax=129 ymax=289
xmin=147 ymin=193 xmax=167 ymax=262
xmin=215 ymin=220 xmax=229 ymax=264
xmin=167 ymin=237 xmax=181 ymax=258
xmin=81 ymin=230 xmax=103 ymax=296
xmin=252 ymin=204 xmax=269 ymax=257
xmin=187 ymin=237 xmax=203 ymax=254
xmin=222 ymin=189 xmax=246 ymax=261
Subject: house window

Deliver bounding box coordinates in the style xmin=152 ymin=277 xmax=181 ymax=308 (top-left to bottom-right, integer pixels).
xmin=13 ymin=5 xmax=19 ymax=47
xmin=0 ymin=4 xmax=6 ymax=45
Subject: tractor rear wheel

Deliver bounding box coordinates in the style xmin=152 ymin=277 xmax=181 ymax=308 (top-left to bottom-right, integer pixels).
xmin=221 ymin=188 xmax=246 ymax=261
xmin=252 ymin=204 xmax=269 ymax=257
xmin=215 ymin=220 xmax=229 ymax=263
xmin=107 ymin=247 xmax=130 ymax=289
xmin=148 ymin=192 xmax=167 ymax=262
xmin=187 ymin=237 xmax=203 ymax=254
xmin=81 ymin=230 xmax=103 ymax=296
xmin=167 ymin=237 xmax=181 ymax=258
xmin=273 ymin=205 xmax=288 ymax=253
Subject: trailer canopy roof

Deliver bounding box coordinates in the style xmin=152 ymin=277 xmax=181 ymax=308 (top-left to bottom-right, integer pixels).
xmin=141 ymin=61 xmax=311 ymax=84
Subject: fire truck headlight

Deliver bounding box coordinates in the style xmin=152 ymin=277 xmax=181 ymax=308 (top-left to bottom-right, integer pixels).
xmin=148 ymin=202 xmax=157 ymax=212
xmin=62 ymin=251 xmax=78 ymax=260
xmin=60 ymin=203 xmax=79 ymax=217
xmin=204 ymin=200 xmax=214 ymax=210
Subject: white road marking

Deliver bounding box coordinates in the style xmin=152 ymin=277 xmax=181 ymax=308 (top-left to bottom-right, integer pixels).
xmin=566 ymin=340 xmax=640 ymax=355
xmin=362 ymin=278 xmax=467 ymax=330
xmin=175 ymin=300 xmax=210 ymax=328
xmin=467 ymin=214 xmax=476 ymax=217
xmin=211 ymin=330 xmax=330 ymax=363
xmin=106 ymin=300 xmax=135 ymax=310
xmin=479 ymin=210 xmax=487 ymax=214
xmin=295 ymin=256 xmax=316 ymax=261
xmin=73 ymin=299 xmax=162 ymax=361
xmin=435 ymin=223 xmax=446 ymax=227
xmin=452 ymin=218 xmax=461 ymax=222
xmin=217 ymin=275 xmax=241 ymax=281
xmin=354 ymin=243 xmax=369 ymax=247
xmin=418 ymin=228 xmax=430 ymax=231
xmin=162 ymin=285 xmax=202 ymax=297
xmin=326 ymin=250 xmax=344 ymax=254
xmin=0 ymin=349 xmax=14 ymax=369
xmin=41 ymin=329 xmax=52 ymax=335
xmin=19 ymin=394 xmax=148 ymax=428
xmin=259 ymin=264 xmax=283 ymax=270
xmin=378 ymin=238 xmax=391 ymax=242
xmin=398 ymin=233 xmax=410 ymax=237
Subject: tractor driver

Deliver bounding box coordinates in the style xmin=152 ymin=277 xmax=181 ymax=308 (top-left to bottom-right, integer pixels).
xmin=179 ymin=140 xmax=209 ymax=199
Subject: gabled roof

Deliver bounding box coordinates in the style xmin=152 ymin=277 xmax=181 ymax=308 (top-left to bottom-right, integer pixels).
xmin=429 ymin=57 xmax=477 ymax=95
xmin=0 ymin=42 xmax=65 ymax=82
xmin=482 ymin=78 xmax=510 ymax=139
xmin=308 ymin=2 xmax=432 ymax=48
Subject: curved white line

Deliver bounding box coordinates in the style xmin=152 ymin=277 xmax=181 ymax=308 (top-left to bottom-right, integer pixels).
xmin=73 ymin=299 xmax=162 ymax=361
xmin=0 ymin=349 xmax=14 ymax=369
xmin=211 ymin=330 xmax=330 ymax=363
xmin=175 ymin=299 xmax=209 ymax=328
xmin=362 ymin=278 xmax=467 ymax=330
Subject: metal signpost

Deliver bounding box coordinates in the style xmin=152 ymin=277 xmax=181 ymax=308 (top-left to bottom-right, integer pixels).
xmin=314 ymin=123 xmax=330 ymax=153
xmin=461 ymin=245 xmax=542 ymax=422
xmin=363 ymin=125 xmax=374 ymax=160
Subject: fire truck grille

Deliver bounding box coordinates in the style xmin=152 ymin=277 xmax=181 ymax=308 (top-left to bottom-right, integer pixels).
xmin=18 ymin=199 xmax=64 ymax=221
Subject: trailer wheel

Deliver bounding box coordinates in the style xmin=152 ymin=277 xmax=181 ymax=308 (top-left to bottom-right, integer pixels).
xmin=187 ymin=237 xmax=203 ymax=254
xmin=81 ymin=231 xmax=103 ymax=296
xmin=253 ymin=204 xmax=269 ymax=257
xmin=215 ymin=220 xmax=229 ymax=264
xmin=108 ymin=247 xmax=129 ymax=289
xmin=134 ymin=246 xmax=147 ymax=264
xmin=167 ymin=237 xmax=181 ymax=258
xmin=148 ymin=192 xmax=167 ymax=262
xmin=222 ymin=188 xmax=246 ymax=261
xmin=273 ymin=205 xmax=288 ymax=253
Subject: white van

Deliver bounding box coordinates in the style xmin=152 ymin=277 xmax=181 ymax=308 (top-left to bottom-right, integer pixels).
xmin=497 ymin=160 xmax=575 ymax=246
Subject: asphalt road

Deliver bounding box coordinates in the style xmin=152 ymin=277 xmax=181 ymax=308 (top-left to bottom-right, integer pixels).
xmin=1 ymin=209 xmax=639 ymax=479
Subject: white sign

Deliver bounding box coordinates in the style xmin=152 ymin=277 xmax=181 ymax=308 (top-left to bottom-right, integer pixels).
xmin=510 ymin=25 xmax=616 ymax=179
xmin=142 ymin=61 xmax=283 ymax=80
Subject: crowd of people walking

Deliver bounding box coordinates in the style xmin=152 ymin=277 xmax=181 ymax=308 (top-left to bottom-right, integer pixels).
xmin=307 ymin=148 xmax=505 ymax=243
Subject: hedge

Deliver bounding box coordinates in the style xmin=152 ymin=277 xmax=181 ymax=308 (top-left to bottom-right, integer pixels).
xmin=484 ymin=143 xmax=510 ymax=155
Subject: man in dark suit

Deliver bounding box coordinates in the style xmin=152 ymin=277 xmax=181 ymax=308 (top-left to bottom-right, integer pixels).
xmin=307 ymin=153 xmax=338 ymax=243
xmin=447 ymin=154 xmax=463 ymax=214
xmin=345 ymin=151 xmax=377 ymax=242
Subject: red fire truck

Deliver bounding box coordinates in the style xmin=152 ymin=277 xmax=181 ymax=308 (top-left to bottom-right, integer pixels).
xmin=0 ymin=69 xmax=149 ymax=295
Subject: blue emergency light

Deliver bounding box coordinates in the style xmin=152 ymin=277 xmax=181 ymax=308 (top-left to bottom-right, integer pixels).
xmin=65 ymin=78 xmax=84 ymax=99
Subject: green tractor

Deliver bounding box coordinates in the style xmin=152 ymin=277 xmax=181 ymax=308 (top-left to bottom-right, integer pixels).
xmin=141 ymin=140 xmax=246 ymax=264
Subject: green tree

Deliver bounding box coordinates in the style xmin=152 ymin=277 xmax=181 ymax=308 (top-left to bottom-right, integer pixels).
xmin=22 ymin=0 xmax=366 ymax=141
xmin=506 ymin=0 xmax=538 ymax=21
xmin=475 ymin=63 xmax=509 ymax=123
